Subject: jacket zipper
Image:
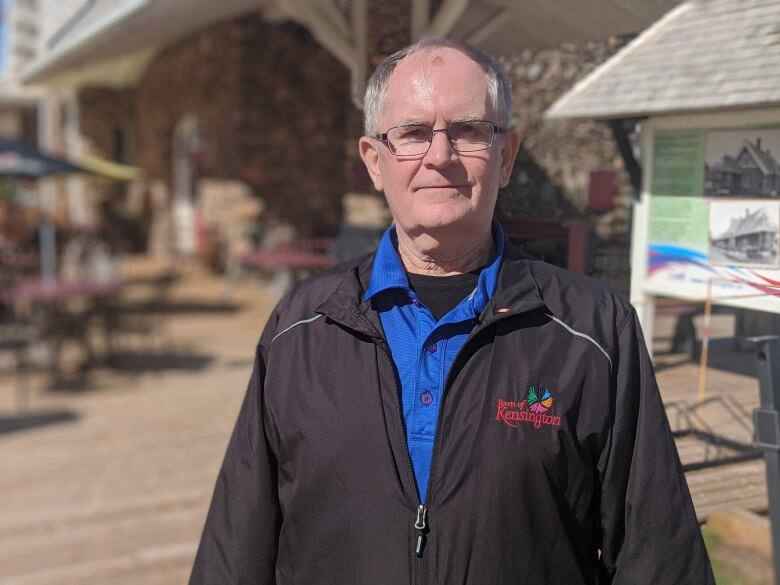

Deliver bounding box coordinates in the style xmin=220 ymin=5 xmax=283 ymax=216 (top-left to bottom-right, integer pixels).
xmin=375 ymin=343 xmax=427 ymax=562
xmin=419 ymin=310 xmax=533 ymax=542
xmin=369 ymin=309 xmax=536 ymax=583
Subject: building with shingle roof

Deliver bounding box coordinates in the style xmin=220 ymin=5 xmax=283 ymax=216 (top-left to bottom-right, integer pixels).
xmin=547 ymin=0 xmax=780 ymax=120
xmin=543 ymin=0 xmax=780 ymax=340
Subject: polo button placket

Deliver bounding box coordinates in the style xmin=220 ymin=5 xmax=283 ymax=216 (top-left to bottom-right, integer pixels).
xmin=367 ymin=221 xmax=506 ymax=505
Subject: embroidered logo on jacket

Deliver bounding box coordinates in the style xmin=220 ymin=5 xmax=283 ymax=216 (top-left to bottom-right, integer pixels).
xmin=495 ymin=386 xmax=561 ymax=429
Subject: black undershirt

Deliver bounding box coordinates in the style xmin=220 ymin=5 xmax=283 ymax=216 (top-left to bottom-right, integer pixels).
xmin=406 ymin=270 xmax=480 ymax=321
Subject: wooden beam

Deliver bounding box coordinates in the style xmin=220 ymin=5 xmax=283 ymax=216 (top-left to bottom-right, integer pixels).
xmin=426 ymin=0 xmax=469 ymax=38
xmin=318 ymin=0 xmax=353 ymax=42
xmin=351 ymin=0 xmax=368 ymax=109
xmin=411 ymin=0 xmax=431 ymax=40
xmin=464 ymin=6 xmax=508 ymax=46
xmin=276 ymin=0 xmax=357 ymax=71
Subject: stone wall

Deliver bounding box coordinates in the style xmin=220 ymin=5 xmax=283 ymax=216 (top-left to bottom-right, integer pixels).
xmin=134 ymin=19 xmax=245 ymax=183
xmin=75 ymin=9 xmax=635 ymax=288
xmin=497 ymin=36 xmax=635 ymax=293
xmin=499 ymin=36 xmax=632 ymax=219
xmin=79 ymin=13 xmax=351 ymax=241
xmin=237 ymin=17 xmax=350 ymax=234
xmin=78 ymin=87 xmax=136 ymax=160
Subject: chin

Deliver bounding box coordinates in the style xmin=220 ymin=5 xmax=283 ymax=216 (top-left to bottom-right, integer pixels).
xmin=413 ymin=209 xmax=480 ymax=233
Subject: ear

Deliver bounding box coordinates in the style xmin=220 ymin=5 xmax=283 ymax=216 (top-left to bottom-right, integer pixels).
xmin=359 ymin=136 xmax=384 ymax=192
xmin=498 ymin=130 xmax=521 ymax=188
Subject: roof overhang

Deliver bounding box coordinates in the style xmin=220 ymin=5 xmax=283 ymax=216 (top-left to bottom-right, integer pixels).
xmin=21 ymin=0 xmax=680 ymax=103
xmin=22 ymin=0 xmax=269 ymax=87
xmin=0 ymin=81 xmax=44 ymax=107
xmin=275 ymin=0 xmax=681 ymax=107
xmin=546 ymin=0 xmax=780 ymax=121
xmin=444 ymin=0 xmax=681 ymax=54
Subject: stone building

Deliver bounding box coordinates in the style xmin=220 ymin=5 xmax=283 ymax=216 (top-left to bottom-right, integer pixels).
xmin=76 ymin=15 xmax=350 ymax=254
xmin=18 ymin=0 xmax=674 ymax=288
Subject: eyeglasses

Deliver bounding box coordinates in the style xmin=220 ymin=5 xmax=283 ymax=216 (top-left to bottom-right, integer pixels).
xmin=376 ymin=120 xmax=506 ymax=156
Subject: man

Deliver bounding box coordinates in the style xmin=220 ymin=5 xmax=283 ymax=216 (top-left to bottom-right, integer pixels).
xmin=191 ymin=38 xmax=714 ymax=584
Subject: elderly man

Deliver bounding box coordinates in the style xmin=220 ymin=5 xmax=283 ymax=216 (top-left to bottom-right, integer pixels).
xmin=190 ymin=38 xmax=713 ymax=584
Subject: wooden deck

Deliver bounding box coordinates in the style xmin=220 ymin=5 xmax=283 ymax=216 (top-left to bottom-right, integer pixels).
xmin=653 ymin=315 xmax=767 ymax=523
xmin=0 ymin=264 xmax=769 ymax=583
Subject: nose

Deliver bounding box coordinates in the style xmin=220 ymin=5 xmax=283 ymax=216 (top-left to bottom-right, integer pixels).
xmin=423 ymin=128 xmax=457 ymax=167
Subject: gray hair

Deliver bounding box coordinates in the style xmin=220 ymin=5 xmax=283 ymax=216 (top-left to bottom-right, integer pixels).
xmin=363 ymin=37 xmax=513 ymax=137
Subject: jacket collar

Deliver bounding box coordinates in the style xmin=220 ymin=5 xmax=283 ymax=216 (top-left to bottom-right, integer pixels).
xmin=363 ymin=221 xmax=506 ymax=321
xmin=316 ymin=235 xmax=545 ymax=339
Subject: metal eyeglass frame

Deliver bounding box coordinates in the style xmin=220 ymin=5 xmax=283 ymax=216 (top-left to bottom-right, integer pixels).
xmin=375 ymin=120 xmax=506 ymax=156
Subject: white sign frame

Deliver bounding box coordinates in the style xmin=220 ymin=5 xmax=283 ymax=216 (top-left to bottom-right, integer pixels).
xmin=630 ymin=107 xmax=780 ymax=349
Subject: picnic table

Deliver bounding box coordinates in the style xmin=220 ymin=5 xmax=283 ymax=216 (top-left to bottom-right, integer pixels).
xmin=0 ymin=278 xmax=123 ymax=304
xmin=0 ymin=277 xmax=124 ymax=385
xmin=226 ymin=238 xmax=338 ymax=297
xmin=240 ymin=249 xmax=338 ymax=272
xmin=0 ymin=251 xmax=38 ymax=272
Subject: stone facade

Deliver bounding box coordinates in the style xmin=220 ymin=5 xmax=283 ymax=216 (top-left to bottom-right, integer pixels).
xmin=78 ymin=14 xmax=350 ymax=244
xmin=367 ymin=0 xmax=411 ymax=66
xmin=237 ymin=17 xmax=350 ymax=233
xmin=497 ymin=36 xmax=636 ymax=293
xmin=75 ymin=7 xmax=634 ymax=289
xmin=499 ymin=36 xmax=633 ymax=219
xmin=78 ymin=87 xmax=136 ymax=161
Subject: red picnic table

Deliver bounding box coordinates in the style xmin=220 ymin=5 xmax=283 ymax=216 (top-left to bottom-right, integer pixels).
xmin=240 ymin=249 xmax=338 ymax=272
xmin=222 ymin=239 xmax=338 ymax=300
xmin=0 ymin=278 xmax=123 ymax=304
xmin=0 ymin=252 xmax=38 ymax=273
xmin=1 ymin=277 xmax=124 ymax=386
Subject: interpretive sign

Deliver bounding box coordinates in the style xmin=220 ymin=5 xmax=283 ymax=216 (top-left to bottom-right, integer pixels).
xmin=642 ymin=127 xmax=780 ymax=313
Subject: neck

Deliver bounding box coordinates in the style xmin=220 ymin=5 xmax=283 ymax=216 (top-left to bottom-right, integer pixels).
xmin=396 ymin=224 xmax=495 ymax=276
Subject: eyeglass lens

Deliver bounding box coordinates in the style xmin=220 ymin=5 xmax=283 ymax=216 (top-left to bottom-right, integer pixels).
xmin=386 ymin=121 xmax=496 ymax=155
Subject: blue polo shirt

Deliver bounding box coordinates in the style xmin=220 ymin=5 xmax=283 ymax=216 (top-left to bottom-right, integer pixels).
xmin=364 ymin=222 xmax=505 ymax=503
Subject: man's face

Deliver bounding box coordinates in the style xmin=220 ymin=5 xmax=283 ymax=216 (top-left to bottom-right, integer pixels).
xmin=359 ymin=48 xmax=520 ymax=239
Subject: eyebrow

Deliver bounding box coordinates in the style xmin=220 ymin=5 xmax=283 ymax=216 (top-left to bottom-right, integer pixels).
xmin=395 ymin=114 xmax=486 ymax=127
xmin=396 ymin=118 xmax=431 ymax=126
xmin=450 ymin=114 xmax=485 ymax=123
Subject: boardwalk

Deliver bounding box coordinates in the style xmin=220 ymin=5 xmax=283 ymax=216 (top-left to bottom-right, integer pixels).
xmin=0 ymin=259 xmax=768 ymax=584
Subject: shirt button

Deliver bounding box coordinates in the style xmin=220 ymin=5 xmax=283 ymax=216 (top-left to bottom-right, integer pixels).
xmin=412 ymin=298 xmax=422 ymax=307
xmin=420 ymin=391 xmax=434 ymax=406
xmin=426 ymin=342 xmax=438 ymax=353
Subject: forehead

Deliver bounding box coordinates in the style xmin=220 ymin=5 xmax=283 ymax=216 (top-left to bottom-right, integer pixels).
xmin=381 ymin=47 xmax=491 ymax=126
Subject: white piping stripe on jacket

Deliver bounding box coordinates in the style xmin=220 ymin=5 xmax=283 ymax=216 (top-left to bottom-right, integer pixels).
xmin=545 ymin=313 xmax=613 ymax=372
xmin=272 ymin=313 xmax=323 ymax=343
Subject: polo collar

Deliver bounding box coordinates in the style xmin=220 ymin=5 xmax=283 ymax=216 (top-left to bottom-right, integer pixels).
xmin=363 ymin=221 xmax=506 ymax=317
xmin=315 ymin=226 xmax=544 ymax=339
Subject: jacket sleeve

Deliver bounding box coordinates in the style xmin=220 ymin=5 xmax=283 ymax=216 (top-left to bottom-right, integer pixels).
xmin=190 ymin=310 xmax=281 ymax=585
xmin=597 ymin=309 xmax=715 ymax=585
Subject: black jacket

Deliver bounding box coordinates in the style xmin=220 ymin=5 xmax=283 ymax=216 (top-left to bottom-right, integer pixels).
xmin=190 ymin=245 xmax=714 ymax=585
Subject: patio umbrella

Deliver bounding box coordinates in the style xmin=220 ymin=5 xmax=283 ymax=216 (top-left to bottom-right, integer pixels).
xmin=0 ymin=138 xmax=91 ymax=281
xmin=0 ymin=138 xmax=86 ymax=178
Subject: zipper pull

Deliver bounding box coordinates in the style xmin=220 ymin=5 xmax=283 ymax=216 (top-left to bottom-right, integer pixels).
xmin=414 ymin=504 xmax=427 ymax=557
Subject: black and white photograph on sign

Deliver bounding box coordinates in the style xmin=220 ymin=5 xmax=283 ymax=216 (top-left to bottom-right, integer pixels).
xmin=704 ymin=129 xmax=780 ymax=197
xmin=709 ymin=200 xmax=780 ymax=267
